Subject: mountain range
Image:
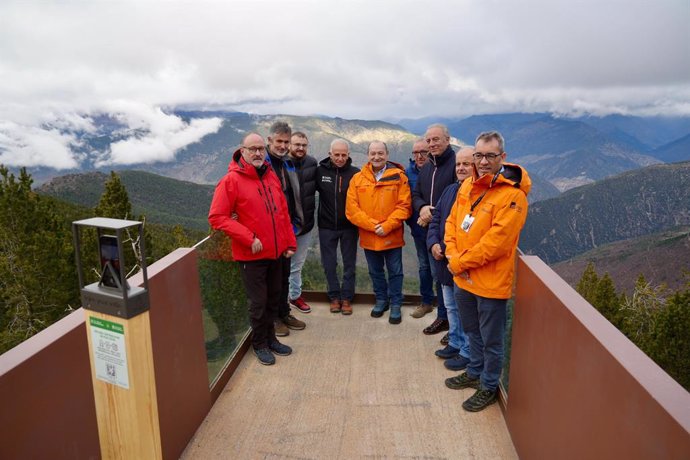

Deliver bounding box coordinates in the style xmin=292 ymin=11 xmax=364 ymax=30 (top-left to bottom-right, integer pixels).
xmin=15 ymin=111 xmax=690 ymax=197
xmin=520 ymin=161 xmax=690 ymax=264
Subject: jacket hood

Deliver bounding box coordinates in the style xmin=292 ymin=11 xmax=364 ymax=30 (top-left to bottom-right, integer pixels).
xmin=472 ymin=162 xmax=531 ymax=196
xmin=229 ymin=148 xmax=270 ymax=175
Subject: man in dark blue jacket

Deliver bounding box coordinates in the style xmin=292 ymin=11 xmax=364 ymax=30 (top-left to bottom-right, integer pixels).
xmin=427 ymin=147 xmax=474 ymax=371
xmin=412 ymin=124 xmax=456 ymax=337
xmin=315 ymin=139 xmax=360 ymax=315
xmin=406 ymin=138 xmax=435 ymax=318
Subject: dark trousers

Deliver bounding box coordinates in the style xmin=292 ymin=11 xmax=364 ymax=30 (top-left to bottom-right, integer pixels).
xmin=238 ymin=258 xmax=282 ymax=349
xmin=319 ymin=227 xmax=359 ymax=301
xmin=277 ymin=255 xmax=292 ymax=319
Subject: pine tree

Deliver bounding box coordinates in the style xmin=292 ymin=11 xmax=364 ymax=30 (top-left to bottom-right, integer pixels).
xmin=95 ymin=171 xmax=132 ymax=219
xmin=594 ymin=273 xmax=622 ymax=327
xmin=576 ymin=262 xmax=599 ymax=304
xmin=0 ymin=166 xmax=79 ymax=353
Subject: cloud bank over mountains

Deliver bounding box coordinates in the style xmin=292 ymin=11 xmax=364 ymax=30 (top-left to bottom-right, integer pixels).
xmin=0 ymin=0 xmax=688 ymax=169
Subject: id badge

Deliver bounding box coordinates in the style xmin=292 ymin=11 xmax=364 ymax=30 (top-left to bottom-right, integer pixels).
xmin=461 ymin=214 xmax=475 ymax=232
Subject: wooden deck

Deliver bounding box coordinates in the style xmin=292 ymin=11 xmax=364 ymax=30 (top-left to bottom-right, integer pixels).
xmin=181 ymin=303 xmax=517 ymax=459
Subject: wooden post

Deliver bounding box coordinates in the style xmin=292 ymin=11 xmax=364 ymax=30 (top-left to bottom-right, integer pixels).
xmin=85 ymin=310 xmax=162 ymax=459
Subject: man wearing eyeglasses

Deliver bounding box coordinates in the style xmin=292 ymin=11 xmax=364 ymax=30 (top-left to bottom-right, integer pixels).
xmin=443 ymin=131 xmax=531 ymax=412
xmin=265 ymin=121 xmax=307 ymax=336
xmin=406 ymin=139 xmax=435 ymax=319
xmin=208 ymin=132 xmax=297 ymax=366
xmin=286 ymin=131 xmax=318 ymax=314
xmin=412 ymin=124 xmax=457 ymax=337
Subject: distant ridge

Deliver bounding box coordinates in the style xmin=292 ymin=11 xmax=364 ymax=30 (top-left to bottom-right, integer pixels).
xmin=552 ymin=226 xmax=690 ymax=295
xmin=520 ymin=161 xmax=690 ymax=264
xmin=38 ymin=170 xmax=214 ymax=231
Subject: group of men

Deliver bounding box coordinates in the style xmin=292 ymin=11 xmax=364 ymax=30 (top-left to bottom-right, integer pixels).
xmin=208 ymin=121 xmax=530 ymax=412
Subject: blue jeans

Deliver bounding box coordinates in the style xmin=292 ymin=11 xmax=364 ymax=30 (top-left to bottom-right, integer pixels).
xmin=289 ymin=229 xmax=314 ymax=300
xmin=364 ymin=247 xmax=404 ymax=307
xmin=413 ymin=236 xmax=434 ymax=304
xmin=455 ymin=288 xmax=507 ymax=392
xmin=442 ymin=284 xmax=470 ymax=358
xmin=429 ymin=259 xmax=447 ymax=320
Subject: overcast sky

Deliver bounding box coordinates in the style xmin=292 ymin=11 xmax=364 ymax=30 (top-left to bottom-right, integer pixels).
xmin=1 ymin=0 xmax=689 ymax=169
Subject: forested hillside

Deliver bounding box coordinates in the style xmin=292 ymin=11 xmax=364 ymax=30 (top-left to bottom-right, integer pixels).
xmin=520 ymin=162 xmax=690 ymax=263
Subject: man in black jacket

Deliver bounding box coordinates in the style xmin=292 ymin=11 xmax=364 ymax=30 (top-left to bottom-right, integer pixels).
xmin=315 ymin=139 xmax=360 ymax=315
xmin=266 ymin=121 xmax=306 ymax=336
xmin=287 ymin=131 xmax=318 ymax=313
xmin=412 ymin=124 xmax=456 ymax=337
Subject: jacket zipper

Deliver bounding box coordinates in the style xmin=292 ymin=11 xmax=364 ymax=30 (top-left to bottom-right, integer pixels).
xmin=334 ymin=168 xmax=340 ymax=230
xmin=259 ymin=176 xmax=280 ymax=259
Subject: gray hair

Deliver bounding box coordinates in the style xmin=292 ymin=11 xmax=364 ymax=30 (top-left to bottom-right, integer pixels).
xmin=368 ymin=140 xmax=388 ymax=154
xmin=330 ymin=138 xmax=350 ymax=151
xmin=475 ymin=131 xmax=505 ymax=153
xmin=426 ymin=123 xmax=449 ymax=137
xmin=269 ymin=121 xmax=292 ymax=137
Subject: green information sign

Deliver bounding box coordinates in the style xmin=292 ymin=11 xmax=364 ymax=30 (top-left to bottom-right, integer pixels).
xmin=90 ymin=317 xmax=130 ymax=389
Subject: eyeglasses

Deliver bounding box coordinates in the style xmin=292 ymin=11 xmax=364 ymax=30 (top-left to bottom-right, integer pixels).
xmin=243 ymin=146 xmax=266 ymax=154
xmin=473 ymin=152 xmax=502 ymax=161
xmin=412 ymin=150 xmax=428 ymax=156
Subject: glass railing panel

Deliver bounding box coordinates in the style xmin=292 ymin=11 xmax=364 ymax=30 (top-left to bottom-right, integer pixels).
xmin=501 ymin=298 xmax=515 ymax=393
xmin=194 ymin=232 xmax=250 ymax=385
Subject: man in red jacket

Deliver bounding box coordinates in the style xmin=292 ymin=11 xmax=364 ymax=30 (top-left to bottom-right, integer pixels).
xmin=208 ymin=132 xmax=297 ymax=366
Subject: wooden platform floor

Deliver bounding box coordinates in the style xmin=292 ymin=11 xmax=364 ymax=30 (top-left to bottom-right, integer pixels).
xmin=181 ymin=303 xmax=517 ymax=459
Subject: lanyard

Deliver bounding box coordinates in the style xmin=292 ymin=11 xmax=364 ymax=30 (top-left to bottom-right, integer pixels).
xmin=469 ymin=171 xmax=500 ymax=215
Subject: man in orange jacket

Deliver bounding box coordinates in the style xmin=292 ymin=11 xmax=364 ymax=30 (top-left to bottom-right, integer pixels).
xmin=346 ymin=141 xmax=412 ymax=324
xmin=443 ymin=131 xmax=530 ymax=412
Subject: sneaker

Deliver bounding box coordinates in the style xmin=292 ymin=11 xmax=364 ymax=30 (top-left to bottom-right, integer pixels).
xmin=445 ymin=372 xmax=480 ymax=390
xmin=410 ymin=303 xmax=433 ymax=318
xmin=253 ymin=347 xmax=275 ymax=365
xmin=444 ymin=355 xmax=470 ymax=371
xmin=282 ymin=314 xmax=306 ymax=330
xmin=289 ymin=296 xmax=312 ymax=313
xmin=440 ymin=333 xmax=449 ymax=345
xmin=274 ymin=319 xmax=289 ymax=337
xmin=341 ymin=299 xmax=353 ymax=315
xmin=462 ymin=388 xmax=498 ymax=412
xmin=370 ymin=302 xmax=390 ymax=318
xmin=268 ymin=340 xmax=292 ymax=356
xmin=435 ymin=345 xmax=460 ymax=359
xmin=330 ymin=299 xmax=342 ymax=313
xmin=423 ymin=318 xmax=449 ymax=335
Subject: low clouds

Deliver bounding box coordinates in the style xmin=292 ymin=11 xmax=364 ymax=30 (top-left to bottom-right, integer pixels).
xmin=0 ymin=0 xmax=688 ymax=169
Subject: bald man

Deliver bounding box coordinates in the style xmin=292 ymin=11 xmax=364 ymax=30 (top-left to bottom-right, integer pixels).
xmin=426 ymin=147 xmax=474 ymax=371
xmin=209 ymin=132 xmax=297 ymax=366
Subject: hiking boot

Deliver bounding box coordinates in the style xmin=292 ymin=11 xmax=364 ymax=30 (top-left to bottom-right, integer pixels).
xmin=330 ymin=299 xmax=342 ymax=313
xmin=274 ymin=319 xmax=289 ymax=337
xmin=370 ymin=302 xmax=390 ymax=318
xmin=341 ymin=299 xmax=353 ymax=315
xmin=389 ymin=305 xmax=402 ymax=324
xmin=253 ymin=347 xmax=275 ymax=366
xmin=440 ymin=333 xmax=449 ymax=345
xmin=289 ymin=296 xmax=312 ymax=313
xmin=462 ymin=388 xmax=498 ymax=412
xmin=445 ymin=372 xmax=480 ymax=390
xmin=268 ymin=339 xmax=292 ymax=356
xmin=435 ymin=345 xmax=460 ymax=359
xmin=444 ymin=355 xmax=470 ymax=371
xmin=423 ymin=318 xmax=449 ymax=335
xmin=410 ymin=303 xmax=433 ymax=318
xmin=282 ymin=314 xmax=306 ymax=330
